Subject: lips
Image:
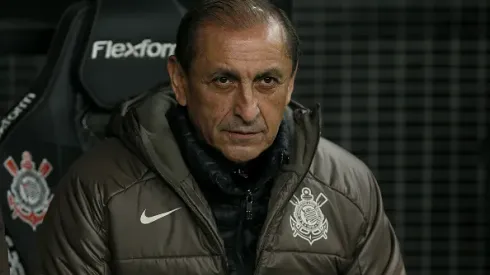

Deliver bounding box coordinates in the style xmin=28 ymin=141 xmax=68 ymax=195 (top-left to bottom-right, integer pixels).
xmin=226 ymin=131 xmax=261 ymax=140
xmin=228 ymin=131 xmax=259 ymax=135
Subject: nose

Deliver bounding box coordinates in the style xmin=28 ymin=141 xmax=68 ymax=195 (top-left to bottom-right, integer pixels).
xmin=233 ymin=85 xmax=259 ymax=123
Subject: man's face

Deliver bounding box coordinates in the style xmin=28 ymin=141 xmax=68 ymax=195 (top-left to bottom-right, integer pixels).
xmin=168 ymin=20 xmax=297 ymax=163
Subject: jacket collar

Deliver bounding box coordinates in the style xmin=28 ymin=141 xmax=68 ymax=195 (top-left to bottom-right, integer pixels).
xmin=112 ymin=84 xmax=321 ymax=197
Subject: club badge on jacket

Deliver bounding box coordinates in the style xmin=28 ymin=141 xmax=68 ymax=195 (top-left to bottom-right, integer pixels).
xmin=290 ymin=187 xmax=329 ymax=245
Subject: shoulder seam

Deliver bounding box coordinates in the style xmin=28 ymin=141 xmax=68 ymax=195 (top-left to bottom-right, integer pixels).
xmin=105 ymin=168 xmax=155 ymax=205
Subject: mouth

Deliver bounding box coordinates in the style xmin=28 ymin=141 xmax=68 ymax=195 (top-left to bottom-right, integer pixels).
xmin=225 ymin=131 xmax=261 ymax=139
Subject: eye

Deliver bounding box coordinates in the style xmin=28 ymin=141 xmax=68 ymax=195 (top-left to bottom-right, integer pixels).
xmin=258 ymin=77 xmax=278 ymax=89
xmin=217 ymin=77 xmax=230 ymax=84
xmin=262 ymin=77 xmax=274 ymax=84
xmin=213 ymin=76 xmax=234 ymax=88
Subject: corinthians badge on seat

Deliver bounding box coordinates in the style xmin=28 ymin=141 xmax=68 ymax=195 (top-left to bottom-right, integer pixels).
xmin=290 ymin=187 xmax=329 ymax=245
xmin=4 ymin=151 xmax=54 ymax=231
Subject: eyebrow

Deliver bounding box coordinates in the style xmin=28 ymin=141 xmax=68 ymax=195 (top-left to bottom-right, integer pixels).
xmin=209 ymin=68 xmax=241 ymax=80
xmin=255 ymin=68 xmax=285 ymax=81
xmin=208 ymin=67 xmax=285 ymax=81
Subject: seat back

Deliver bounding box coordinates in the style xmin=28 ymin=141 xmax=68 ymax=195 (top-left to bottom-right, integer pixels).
xmin=0 ymin=3 xmax=94 ymax=273
xmin=80 ymin=0 xmax=184 ymax=109
xmin=0 ymin=0 xmax=188 ymax=272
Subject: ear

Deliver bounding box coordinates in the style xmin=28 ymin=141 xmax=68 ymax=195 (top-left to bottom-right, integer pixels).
xmin=286 ymin=62 xmax=298 ymax=104
xmin=167 ymin=56 xmax=188 ymax=106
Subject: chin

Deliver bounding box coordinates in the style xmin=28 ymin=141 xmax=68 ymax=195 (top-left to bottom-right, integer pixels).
xmin=221 ymin=145 xmax=264 ymax=163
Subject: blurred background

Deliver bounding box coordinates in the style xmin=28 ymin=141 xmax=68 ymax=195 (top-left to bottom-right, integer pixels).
xmin=0 ymin=0 xmax=488 ymax=274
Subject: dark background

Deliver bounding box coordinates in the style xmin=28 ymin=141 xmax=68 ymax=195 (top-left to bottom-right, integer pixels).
xmin=292 ymin=1 xmax=488 ymax=274
xmin=0 ymin=0 xmax=488 ymax=274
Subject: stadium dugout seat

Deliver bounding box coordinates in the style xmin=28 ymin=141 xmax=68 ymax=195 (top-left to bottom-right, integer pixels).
xmin=0 ymin=0 xmax=186 ymax=272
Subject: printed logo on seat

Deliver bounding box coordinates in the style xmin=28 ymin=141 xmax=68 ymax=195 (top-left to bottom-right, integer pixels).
xmin=0 ymin=93 xmax=36 ymax=142
xmin=91 ymin=39 xmax=176 ymax=59
xmin=4 ymin=151 xmax=53 ymax=231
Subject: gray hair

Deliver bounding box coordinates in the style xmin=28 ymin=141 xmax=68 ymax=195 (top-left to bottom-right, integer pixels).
xmin=175 ymin=0 xmax=300 ymax=74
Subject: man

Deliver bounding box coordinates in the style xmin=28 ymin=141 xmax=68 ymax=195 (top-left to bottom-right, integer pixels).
xmin=0 ymin=206 xmax=9 ymax=275
xmin=38 ymin=0 xmax=406 ymax=274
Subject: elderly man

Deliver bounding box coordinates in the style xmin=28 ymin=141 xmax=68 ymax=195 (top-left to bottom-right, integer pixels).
xmin=38 ymin=0 xmax=406 ymax=274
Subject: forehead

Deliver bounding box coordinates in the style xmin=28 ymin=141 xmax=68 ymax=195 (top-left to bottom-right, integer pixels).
xmin=193 ymin=21 xmax=291 ymax=72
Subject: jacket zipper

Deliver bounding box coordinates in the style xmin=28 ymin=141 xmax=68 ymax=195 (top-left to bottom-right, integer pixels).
xmin=235 ymin=189 xmax=254 ymax=274
xmin=245 ymin=189 xmax=254 ymax=220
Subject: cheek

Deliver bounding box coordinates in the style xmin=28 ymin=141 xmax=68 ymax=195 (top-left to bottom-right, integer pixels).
xmin=260 ymin=93 xmax=289 ymax=132
xmin=189 ymin=90 xmax=232 ymax=134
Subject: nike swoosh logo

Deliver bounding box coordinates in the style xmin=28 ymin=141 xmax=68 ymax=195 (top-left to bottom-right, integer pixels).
xmin=140 ymin=207 xmax=181 ymax=225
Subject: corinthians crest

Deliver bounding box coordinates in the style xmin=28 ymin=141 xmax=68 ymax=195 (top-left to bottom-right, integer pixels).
xmin=290 ymin=187 xmax=329 ymax=245
xmin=4 ymin=151 xmax=54 ymax=231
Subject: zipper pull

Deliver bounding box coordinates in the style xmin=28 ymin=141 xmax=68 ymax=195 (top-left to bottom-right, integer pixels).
xmin=246 ymin=189 xmax=253 ymax=220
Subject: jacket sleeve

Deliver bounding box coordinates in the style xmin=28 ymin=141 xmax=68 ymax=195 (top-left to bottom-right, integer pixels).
xmin=345 ymin=172 xmax=406 ymax=275
xmin=37 ymin=172 xmax=111 ymax=275
xmin=0 ymin=205 xmax=8 ymax=275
